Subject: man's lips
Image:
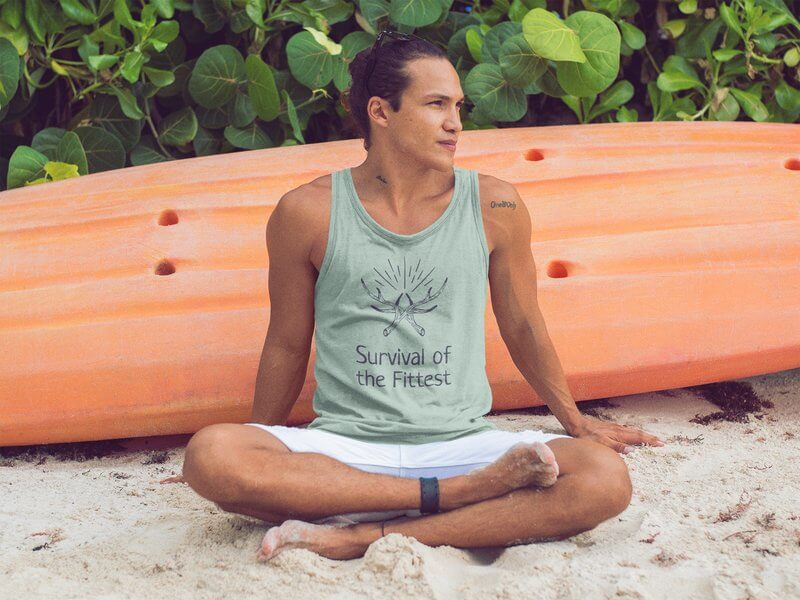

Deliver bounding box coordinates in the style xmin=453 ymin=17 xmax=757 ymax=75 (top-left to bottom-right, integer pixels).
xmin=438 ymin=141 xmax=456 ymax=150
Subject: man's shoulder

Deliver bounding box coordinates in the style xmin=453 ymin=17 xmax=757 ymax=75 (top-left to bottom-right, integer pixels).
xmin=278 ymin=172 xmax=332 ymax=211
xmin=474 ymin=173 xmax=527 ymax=247
xmin=272 ymin=173 xmax=333 ymax=230
xmin=475 ymin=172 xmax=519 ymax=207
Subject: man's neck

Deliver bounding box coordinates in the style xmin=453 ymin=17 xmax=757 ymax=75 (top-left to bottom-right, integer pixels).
xmin=352 ymin=155 xmax=455 ymax=213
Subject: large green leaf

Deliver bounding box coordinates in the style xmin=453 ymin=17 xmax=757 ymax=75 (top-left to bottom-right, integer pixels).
xmin=0 ymin=37 xmax=19 ymax=107
xmin=358 ymin=0 xmax=390 ymax=31
xmin=89 ymin=93 xmax=142 ymax=151
xmin=465 ymin=27 xmax=484 ymax=63
xmin=556 ymin=11 xmax=621 ymax=97
xmin=245 ymin=54 xmax=279 ymax=121
xmin=224 ymin=122 xmax=272 ymax=149
xmin=227 ymin=91 xmax=256 ymax=128
xmin=31 ymin=127 xmax=68 ymax=159
xmin=389 ymin=0 xmax=442 ymax=27
xmin=305 ymin=0 xmax=354 ymax=26
xmin=74 ymin=125 xmax=127 ymax=172
xmin=331 ymin=30 xmax=373 ymax=92
xmin=55 ymin=131 xmax=89 ymax=175
xmin=130 ymin=135 xmax=171 ymax=165
xmin=7 ymin=145 xmax=48 ymax=189
xmin=192 ymin=0 xmax=226 ymax=33
xmin=158 ymin=107 xmax=198 ymax=145
xmin=482 ymin=20 xmax=522 ymax=64
xmin=522 ymin=8 xmax=586 ymax=63
xmin=196 ymin=105 xmax=229 ymax=128
xmin=188 ymin=45 xmax=245 ymax=108
xmin=285 ymin=30 xmax=337 ymax=89
xmin=447 ymin=24 xmax=480 ymax=67
xmin=193 ymin=125 xmax=222 ymax=156
xmin=0 ymin=21 xmax=29 ymax=55
xmin=1 ymin=0 xmax=23 ymax=29
xmin=499 ymin=33 xmax=547 ymax=88
xmin=463 ymin=62 xmax=527 ymax=121
xmin=147 ymin=35 xmax=187 ymax=71
xmin=24 ymin=0 xmax=46 ymax=44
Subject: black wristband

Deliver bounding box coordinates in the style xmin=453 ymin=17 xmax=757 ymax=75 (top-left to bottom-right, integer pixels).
xmin=419 ymin=477 xmax=440 ymax=514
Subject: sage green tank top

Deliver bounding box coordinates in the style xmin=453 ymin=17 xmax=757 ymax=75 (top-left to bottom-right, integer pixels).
xmin=306 ymin=166 xmax=498 ymax=444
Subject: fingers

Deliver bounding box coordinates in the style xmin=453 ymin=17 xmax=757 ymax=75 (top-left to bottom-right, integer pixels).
xmin=615 ymin=425 xmax=666 ymax=447
xmin=159 ymin=474 xmax=186 ymax=484
xmin=600 ymin=436 xmax=630 ymax=454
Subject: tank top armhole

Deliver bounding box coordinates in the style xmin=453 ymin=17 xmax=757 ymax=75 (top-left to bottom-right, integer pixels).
xmin=469 ymin=169 xmax=490 ymax=275
xmin=315 ymin=171 xmax=339 ymax=289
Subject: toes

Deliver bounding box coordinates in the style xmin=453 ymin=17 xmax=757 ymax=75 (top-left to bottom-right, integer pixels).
xmin=531 ymin=442 xmax=559 ymax=477
xmin=257 ymin=528 xmax=281 ymax=561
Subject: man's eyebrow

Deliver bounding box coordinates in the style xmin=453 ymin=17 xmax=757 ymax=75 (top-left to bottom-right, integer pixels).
xmin=424 ymin=93 xmax=466 ymax=101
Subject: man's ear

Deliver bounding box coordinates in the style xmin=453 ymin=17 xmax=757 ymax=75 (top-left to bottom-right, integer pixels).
xmin=367 ymin=97 xmax=391 ymax=132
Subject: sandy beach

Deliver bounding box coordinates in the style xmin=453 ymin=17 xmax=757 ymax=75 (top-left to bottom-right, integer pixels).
xmin=2 ymin=367 xmax=799 ymax=599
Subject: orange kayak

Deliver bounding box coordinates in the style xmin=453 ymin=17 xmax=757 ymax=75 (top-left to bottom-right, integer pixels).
xmin=2 ymin=122 xmax=799 ymax=446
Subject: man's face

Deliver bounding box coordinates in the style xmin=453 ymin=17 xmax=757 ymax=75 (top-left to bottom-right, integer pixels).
xmin=374 ymin=57 xmax=464 ymax=169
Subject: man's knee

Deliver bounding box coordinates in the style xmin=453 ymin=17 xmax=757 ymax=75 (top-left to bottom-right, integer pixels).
xmin=566 ymin=442 xmax=633 ymax=525
xmin=582 ymin=453 xmax=633 ymax=522
xmin=182 ymin=424 xmax=243 ymax=501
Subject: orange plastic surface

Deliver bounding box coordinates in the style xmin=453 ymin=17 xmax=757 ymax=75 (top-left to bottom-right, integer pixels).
xmin=1 ymin=122 xmax=799 ymax=446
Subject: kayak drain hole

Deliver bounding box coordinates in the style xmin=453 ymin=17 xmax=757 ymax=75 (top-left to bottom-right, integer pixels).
xmin=158 ymin=210 xmax=179 ymax=226
xmin=785 ymin=158 xmax=800 ymax=171
xmin=525 ymin=149 xmax=545 ymax=161
xmin=155 ymin=260 xmax=176 ymax=276
xmin=547 ymin=261 xmax=569 ymax=278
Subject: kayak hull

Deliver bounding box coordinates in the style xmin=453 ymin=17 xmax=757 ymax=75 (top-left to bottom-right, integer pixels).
xmin=2 ymin=121 xmax=798 ymax=446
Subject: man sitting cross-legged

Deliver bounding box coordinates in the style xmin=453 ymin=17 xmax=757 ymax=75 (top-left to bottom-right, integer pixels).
xmin=176 ymin=30 xmax=664 ymax=561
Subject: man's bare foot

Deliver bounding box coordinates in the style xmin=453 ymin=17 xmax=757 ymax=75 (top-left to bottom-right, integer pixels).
xmin=256 ymin=519 xmax=373 ymax=561
xmin=462 ymin=442 xmax=559 ymax=503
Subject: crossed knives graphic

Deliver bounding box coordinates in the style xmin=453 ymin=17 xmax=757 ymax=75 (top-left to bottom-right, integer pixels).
xmin=360 ymin=277 xmax=448 ymax=336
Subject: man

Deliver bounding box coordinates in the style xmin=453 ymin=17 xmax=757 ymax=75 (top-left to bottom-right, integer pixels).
xmin=179 ymin=32 xmax=664 ymax=562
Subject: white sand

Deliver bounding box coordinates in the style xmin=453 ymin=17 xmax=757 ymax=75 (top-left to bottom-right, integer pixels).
xmin=2 ymin=368 xmax=799 ymax=599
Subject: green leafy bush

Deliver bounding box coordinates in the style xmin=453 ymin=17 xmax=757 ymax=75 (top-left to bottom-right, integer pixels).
xmin=0 ymin=0 xmax=798 ymax=190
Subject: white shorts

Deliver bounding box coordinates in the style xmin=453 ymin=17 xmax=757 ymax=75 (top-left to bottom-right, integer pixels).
xmin=243 ymin=423 xmax=571 ymax=524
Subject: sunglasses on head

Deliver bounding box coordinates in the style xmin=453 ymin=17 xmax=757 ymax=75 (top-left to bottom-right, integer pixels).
xmin=364 ymin=29 xmax=427 ymax=97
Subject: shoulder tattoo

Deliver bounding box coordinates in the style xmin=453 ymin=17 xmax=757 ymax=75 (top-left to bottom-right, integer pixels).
xmin=490 ymin=199 xmax=516 ymax=209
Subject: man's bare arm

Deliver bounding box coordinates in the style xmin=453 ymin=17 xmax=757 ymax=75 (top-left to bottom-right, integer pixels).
xmin=251 ymin=190 xmax=318 ymax=425
xmin=486 ymin=178 xmax=665 ymax=451
xmin=486 ymin=179 xmax=584 ymax=435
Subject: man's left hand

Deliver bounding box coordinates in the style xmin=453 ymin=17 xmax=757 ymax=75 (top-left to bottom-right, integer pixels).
xmin=568 ymin=415 xmax=665 ymax=454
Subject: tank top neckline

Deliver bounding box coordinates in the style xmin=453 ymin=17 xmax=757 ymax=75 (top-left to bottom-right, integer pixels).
xmin=344 ymin=166 xmax=465 ymax=244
